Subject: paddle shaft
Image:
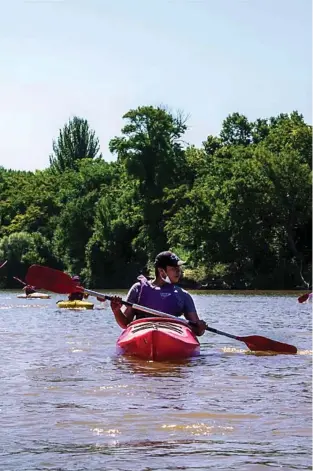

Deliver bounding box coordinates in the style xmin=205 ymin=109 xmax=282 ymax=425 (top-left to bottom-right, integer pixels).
xmin=83 ymin=288 xmax=191 ymax=326
xmin=204 ymin=326 xmax=238 ymax=340
xmin=13 ymin=276 xmax=26 ymax=286
xmin=85 ymin=288 xmax=239 ymax=337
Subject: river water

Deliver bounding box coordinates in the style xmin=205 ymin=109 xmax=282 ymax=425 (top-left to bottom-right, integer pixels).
xmin=0 ymin=290 xmax=311 ymax=471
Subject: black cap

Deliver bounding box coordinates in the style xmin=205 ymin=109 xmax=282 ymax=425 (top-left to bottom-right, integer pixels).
xmin=154 ymin=251 xmax=186 ymax=268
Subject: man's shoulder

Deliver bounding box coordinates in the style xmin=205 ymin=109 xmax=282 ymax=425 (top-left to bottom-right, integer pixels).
xmin=129 ymin=281 xmax=141 ymax=292
xmin=173 ymin=285 xmax=191 ymax=296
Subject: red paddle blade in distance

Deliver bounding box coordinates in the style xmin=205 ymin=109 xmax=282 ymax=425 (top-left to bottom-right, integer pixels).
xmin=241 ymin=335 xmax=297 ymax=354
xmin=26 ymin=265 xmax=78 ymax=294
xmin=298 ymin=293 xmax=310 ymax=303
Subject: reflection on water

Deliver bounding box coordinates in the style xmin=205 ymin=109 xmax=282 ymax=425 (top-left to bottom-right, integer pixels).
xmin=0 ymin=291 xmax=311 ymax=471
xmin=113 ymin=354 xmax=196 ymax=377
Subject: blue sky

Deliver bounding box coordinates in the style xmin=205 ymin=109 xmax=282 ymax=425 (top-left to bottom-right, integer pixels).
xmin=0 ymin=0 xmax=311 ymax=171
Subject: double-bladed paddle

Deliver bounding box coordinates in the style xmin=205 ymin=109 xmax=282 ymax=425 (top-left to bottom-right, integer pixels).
xmin=0 ymin=260 xmax=7 ymax=269
xmin=26 ymin=264 xmax=297 ymax=354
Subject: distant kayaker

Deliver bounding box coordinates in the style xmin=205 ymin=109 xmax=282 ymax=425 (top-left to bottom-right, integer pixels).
xmin=13 ymin=275 xmax=36 ymax=295
xmin=68 ymin=275 xmax=89 ymax=301
xmin=23 ymin=284 xmax=36 ymax=296
xmin=108 ymin=251 xmax=207 ymax=336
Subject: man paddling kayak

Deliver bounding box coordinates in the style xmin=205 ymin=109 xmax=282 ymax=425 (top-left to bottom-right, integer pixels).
xmin=23 ymin=284 xmax=36 ymax=296
xmin=108 ymin=251 xmax=207 ymax=336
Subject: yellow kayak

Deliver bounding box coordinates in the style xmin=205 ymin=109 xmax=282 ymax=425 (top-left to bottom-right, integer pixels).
xmin=17 ymin=292 xmax=51 ymax=299
xmin=57 ymin=300 xmax=94 ymax=310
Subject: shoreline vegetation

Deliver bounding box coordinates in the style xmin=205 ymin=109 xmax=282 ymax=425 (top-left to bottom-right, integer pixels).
xmin=0 ymin=107 xmax=311 ymax=290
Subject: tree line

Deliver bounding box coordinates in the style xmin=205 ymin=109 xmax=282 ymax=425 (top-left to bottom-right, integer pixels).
xmin=0 ymin=107 xmax=311 ymax=289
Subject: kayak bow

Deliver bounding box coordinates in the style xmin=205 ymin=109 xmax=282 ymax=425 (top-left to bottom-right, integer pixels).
xmin=117 ymin=317 xmax=200 ymax=361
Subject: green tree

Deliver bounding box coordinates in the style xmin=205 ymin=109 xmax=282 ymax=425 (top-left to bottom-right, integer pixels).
xmin=109 ymin=106 xmax=189 ymax=257
xmin=50 ymin=159 xmax=117 ymax=276
xmin=256 ymin=147 xmax=312 ymax=287
xmin=49 ymin=116 xmax=102 ymax=173
xmin=165 ymin=130 xmax=311 ymax=289
xmin=0 ymin=169 xmax=60 ymax=239
xmin=220 ymin=112 xmax=252 ymax=146
xmin=0 ymin=231 xmax=55 ymax=286
xmin=85 ymin=177 xmax=145 ymax=287
xmin=263 ymin=111 xmax=312 ymax=166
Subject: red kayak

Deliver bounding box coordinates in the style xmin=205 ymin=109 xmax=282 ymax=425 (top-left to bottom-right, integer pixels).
xmin=116 ymin=317 xmax=200 ymax=361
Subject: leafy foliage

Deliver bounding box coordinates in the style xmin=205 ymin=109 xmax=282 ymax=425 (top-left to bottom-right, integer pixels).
xmin=49 ymin=116 xmax=102 ymax=173
xmin=0 ymin=110 xmax=311 ymax=288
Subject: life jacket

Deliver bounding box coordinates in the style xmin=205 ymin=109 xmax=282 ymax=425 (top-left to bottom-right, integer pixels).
xmin=68 ymin=291 xmax=84 ymax=301
xmin=134 ymin=275 xmax=185 ymax=319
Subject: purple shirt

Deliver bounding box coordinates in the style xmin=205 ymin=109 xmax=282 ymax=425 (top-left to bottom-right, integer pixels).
xmin=126 ymin=277 xmax=196 ymax=317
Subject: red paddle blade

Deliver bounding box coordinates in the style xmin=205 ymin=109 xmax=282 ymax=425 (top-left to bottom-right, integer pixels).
xmin=26 ymin=265 xmax=78 ymax=294
xmin=298 ymin=293 xmax=310 ymax=303
xmin=240 ymin=335 xmax=297 ymax=354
